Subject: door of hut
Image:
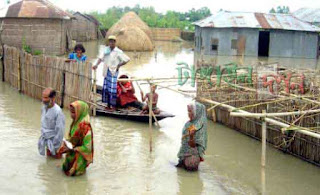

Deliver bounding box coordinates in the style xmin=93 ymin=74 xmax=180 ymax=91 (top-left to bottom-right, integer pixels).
xmin=258 ymin=31 xmax=270 ymax=57
xmin=237 ymin=36 xmax=246 ymax=56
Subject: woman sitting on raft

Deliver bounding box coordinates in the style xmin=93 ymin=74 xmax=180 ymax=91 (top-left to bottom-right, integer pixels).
xmin=58 ymin=101 xmax=94 ymax=176
xmin=66 ymin=44 xmax=87 ymax=62
xmin=117 ymin=75 xmax=144 ymax=110
xmin=176 ymin=102 xmax=208 ymax=171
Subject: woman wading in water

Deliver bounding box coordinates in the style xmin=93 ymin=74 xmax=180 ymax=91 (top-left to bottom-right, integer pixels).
xmin=58 ymin=101 xmax=94 ymax=176
xmin=176 ymin=102 xmax=208 ymax=171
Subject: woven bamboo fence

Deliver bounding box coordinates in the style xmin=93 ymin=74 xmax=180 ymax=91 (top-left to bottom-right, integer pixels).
xmin=196 ymin=62 xmax=320 ymax=166
xmin=2 ymin=45 xmax=93 ymax=109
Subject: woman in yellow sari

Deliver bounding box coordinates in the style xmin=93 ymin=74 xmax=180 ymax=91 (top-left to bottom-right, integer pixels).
xmin=58 ymin=101 xmax=94 ymax=176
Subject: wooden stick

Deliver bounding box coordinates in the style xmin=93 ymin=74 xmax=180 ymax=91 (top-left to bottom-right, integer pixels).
xmin=261 ymin=110 xmax=267 ymax=167
xmin=17 ymin=52 xmax=21 ymax=92
xmin=198 ymin=97 xmax=320 ymax=139
xmin=135 ymin=80 xmax=143 ymax=92
xmin=230 ymin=109 xmax=320 ymax=118
xmin=261 ymin=166 xmax=266 ymax=195
xmin=148 ymin=81 xmax=153 ymax=153
xmin=136 ymin=80 xmax=160 ymax=127
xmin=151 ymin=110 xmax=160 ymax=128
xmin=93 ymin=69 xmax=97 ymax=116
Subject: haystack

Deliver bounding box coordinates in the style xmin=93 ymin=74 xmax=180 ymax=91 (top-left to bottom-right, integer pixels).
xmin=106 ymin=12 xmax=154 ymax=51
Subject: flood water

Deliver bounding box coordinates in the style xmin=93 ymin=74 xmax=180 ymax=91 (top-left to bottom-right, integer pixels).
xmin=1 ymin=40 xmax=320 ymax=194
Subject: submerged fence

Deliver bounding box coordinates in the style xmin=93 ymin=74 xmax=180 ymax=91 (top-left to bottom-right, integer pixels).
xmin=193 ymin=62 xmax=320 ymax=166
xmin=1 ymin=45 xmax=93 ymax=110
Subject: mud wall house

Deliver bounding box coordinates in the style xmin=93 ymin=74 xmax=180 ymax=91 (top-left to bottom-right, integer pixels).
xmin=0 ymin=0 xmax=73 ymax=55
xmin=72 ymin=12 xmax=102 ymax=42
xmin=194 ymin=11 xmax=320 ymax=59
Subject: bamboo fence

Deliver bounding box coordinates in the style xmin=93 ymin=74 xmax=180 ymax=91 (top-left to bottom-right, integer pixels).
xmin=2 ymin=45 xmax=93 ymax=110
xmin=196 ymin=63 xmax=320 ymax=166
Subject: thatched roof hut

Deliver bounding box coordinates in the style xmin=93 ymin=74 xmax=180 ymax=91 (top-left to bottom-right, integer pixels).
xmin=106 ymin=12 xmax=154 ymax=51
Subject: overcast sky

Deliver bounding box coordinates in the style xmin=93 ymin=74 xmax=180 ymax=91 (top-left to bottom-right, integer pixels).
xmin=2 ymin=0 xmax=320 ymax=13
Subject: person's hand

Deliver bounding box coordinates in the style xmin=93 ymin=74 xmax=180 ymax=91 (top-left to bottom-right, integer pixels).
xmin=122 ymin=88 xmax=127 ymax=93
xmin=189 ymin=130 xmax=196 ymax=136
xmin=92 ymin=65 xmax=98 ymax=70
xmin=188 ymin=139 xmax=196 ymax=148
xmin=187 ymin=125 xmax=196 ymax=134
xmin=57 ymin=142 xmax=68 ymax=154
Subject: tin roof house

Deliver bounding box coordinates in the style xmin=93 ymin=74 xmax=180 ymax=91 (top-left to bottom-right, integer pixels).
xmin=194 ymin=11 xmax=320 ymax=58
xmin=293 ymin=8 xmax=320 ymax=26
xmin=0 ymin=0 xmax=73 ymax=55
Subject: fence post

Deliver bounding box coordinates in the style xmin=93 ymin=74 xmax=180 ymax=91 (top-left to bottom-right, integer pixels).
xmin=261 ymin=110 xmax=267 ymax=167
xmin=17 ymin=51 xmax=22 ymax=92
xmin=148 ymin=80 xmax=153 ymax=153
xmin=60 ymin=70 xmax=66 ymax=108
xmin=93 ymin=69 xmax=97 ymax=116
xmin=1 ymin=46 xmax=4 ymax=82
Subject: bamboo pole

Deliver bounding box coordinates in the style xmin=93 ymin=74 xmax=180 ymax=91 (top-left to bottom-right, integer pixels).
xmin=261 ymin=166 xmax=266 ymax=195
xmin=148 ymin=81 xmax=153 ymax=153
xmin=60 ymin=71 xmax=66 ymax=108
xmin=17 ymin=51 xmax=21 ymax=92
xmin=136 ymin=80 xmax=160 ymax=127
xmin=151 ymin=111 xmax=160 ymax=128
xmin=198 ymin=97 xmax=320 ymax=139
xmin=1 ymin=50 xmax=4 ymax=82
xmin=93 ymin=69 xmax=97 ymax=116
xmin=230 ymin=109 xmax=320 ymax=118
xmin=261 ymin=110 xmax=267 ymax=167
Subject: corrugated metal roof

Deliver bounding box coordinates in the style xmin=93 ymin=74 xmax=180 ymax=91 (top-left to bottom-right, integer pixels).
xmin=0 ymin=0 xmax=73 ymax=19
xmin=293 ymin=8 xmax=320 ymax=23
xmin=194 ymin=11 xmax=320 ymax=32
xmin=74 ymin=12 xmax=101 ymax=25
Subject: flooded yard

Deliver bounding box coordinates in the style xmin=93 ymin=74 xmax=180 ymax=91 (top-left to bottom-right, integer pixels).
xmin=1 ymin=40 xmax=320 ymax=194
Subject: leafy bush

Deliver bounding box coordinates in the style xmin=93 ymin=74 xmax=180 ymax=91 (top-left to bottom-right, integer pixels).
xmin=33 ymin=50 xmax=42 ymax=56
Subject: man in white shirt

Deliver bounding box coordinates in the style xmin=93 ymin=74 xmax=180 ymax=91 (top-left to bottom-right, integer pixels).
xmin=38 ymin=88 xmax=65 ymax=159
xmin=93 ymin=35 xmax=130 ymax=111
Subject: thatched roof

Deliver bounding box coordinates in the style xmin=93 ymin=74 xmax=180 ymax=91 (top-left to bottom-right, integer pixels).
xmin=106 ymin=12 xmax=154 ymax=51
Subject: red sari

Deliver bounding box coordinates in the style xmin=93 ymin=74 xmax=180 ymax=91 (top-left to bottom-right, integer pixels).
xmin=117 ymin=82 xmax=138 ymax=106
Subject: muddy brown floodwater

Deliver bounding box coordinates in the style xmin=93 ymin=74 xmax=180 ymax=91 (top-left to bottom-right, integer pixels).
xmin=0 ymin=40 xmax=320 ymax=194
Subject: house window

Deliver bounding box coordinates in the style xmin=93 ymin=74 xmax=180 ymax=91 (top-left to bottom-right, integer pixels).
xmin=211 ymin=39 xmax=219 ymax=51
xmin=231 ymin=39 xmax=238 ymax=50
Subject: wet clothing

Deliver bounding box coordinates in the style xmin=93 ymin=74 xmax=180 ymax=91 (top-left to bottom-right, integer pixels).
xmin=68 ymin=53 xmax=87 ymax=62
xmin=102 ymin=70 xmax=118 ymax=106
xmin=38 ymin=104 xmax=65 ymax=156
xmin=177 ymin=102 xmax=207 ymax=171
xmin=99 ymin=46 xmax=130 ymax=77
xmin=99 ymin=46 xmax=129 ymax=106
xmin=117 ymin=82 xmax=144 ymax=109
xmin=59 ymin=101 xmax=94 ymax=176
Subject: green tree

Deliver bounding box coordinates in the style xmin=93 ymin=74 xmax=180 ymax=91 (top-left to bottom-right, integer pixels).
xmin=88 ymin=5 xmax=211 ymax=31
xmin=269 ymin=6 xmax=290 ymax=14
